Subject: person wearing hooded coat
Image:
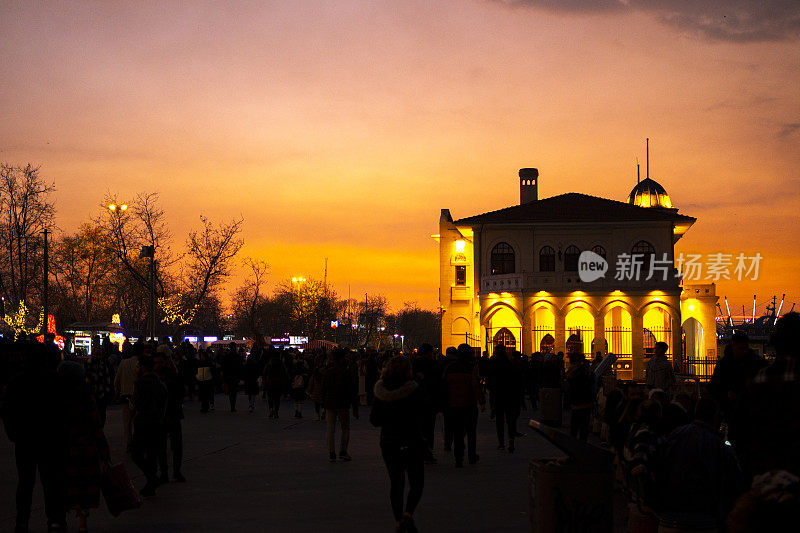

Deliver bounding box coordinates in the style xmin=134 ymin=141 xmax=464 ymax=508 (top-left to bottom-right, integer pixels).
xmin=370 ymin=356 xmax=425 ymax=533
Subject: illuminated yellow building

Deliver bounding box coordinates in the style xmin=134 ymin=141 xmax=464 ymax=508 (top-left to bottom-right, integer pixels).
xmin=437 ymin=168 xmax=717 ymax=380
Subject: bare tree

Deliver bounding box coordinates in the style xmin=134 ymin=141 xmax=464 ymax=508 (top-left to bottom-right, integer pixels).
xmin=0 ymin=163 xmax=56 ymax=330
xmin=231 ymin=258 xmax=270 ymax=339
xmin=49 ymin=224 xmax=115 ymax=324
xmin=357 ymin=294 xmax=388 ymax=349
xmin=183 ymin=215 xmax=244 ymax=308
xmin=95 ymin=191 xmax=175 ymax=296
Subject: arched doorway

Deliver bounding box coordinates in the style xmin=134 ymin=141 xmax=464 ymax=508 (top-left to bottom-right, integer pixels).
xmin=566 ymin=333 xmax=584 ymax=355
xmin=539 ymin=333 xmax=555 ymax=353
xmin=493 ymin=327 xmax=517 ymax=350
xmin=485 ymin=304 xmax=521 ymax=355
xmin=604 ymin=304 xmax=632 ymax=379
xmin=532 ymin=306 xmax=555 ymax=354
xmin=565 ymin=306 xmax=594 ymax=357
xmin=643 ymin=306 xmax=672 ymax=356
xmin=591 ymin=336 xmax=608 ymax=357
xmin=682 ymin=317 xmax=705 ymax=376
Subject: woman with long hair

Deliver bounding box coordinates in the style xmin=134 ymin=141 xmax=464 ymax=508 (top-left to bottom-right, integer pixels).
xmin=59 ymin=361 xmax=111 ymax=532
xmin=370 ymin=356 xmax=425 ymax=533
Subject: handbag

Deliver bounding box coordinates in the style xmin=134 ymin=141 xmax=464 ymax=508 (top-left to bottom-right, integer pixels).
xmin=101 ymin=462 xmax=142 ymax=517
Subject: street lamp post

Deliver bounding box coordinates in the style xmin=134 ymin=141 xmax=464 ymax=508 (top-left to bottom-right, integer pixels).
xmin=41 ymin=228 xmax=50 ymax=335
xmin=291 ymin=277 xmax=306 ymax=335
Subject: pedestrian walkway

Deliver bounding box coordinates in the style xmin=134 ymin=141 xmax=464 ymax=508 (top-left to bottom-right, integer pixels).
xmin=2 ymin=395 xmax=568 ymax=532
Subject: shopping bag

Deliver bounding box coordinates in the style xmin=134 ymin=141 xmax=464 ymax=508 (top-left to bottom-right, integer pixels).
xmin=101 ymin=462 xmax=142 ymax=517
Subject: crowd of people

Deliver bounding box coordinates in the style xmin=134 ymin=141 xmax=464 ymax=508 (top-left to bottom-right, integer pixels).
xmin=2 ymin=311 xmax=799 ymax=532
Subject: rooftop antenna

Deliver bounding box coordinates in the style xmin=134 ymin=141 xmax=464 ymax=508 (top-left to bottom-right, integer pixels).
xmin=323 ymin=257 xmax=328 ymax=286
xmin=646 ymin=138 xmax=650 ymax=180
xmin=636 ymin=158 xmax=640 ymax=184
xmin=752 ymin=294 xmax=757 ymax=323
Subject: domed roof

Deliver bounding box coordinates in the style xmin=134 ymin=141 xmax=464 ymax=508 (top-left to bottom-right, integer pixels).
xmin=628 ymin=178 xmax=672 ymax=208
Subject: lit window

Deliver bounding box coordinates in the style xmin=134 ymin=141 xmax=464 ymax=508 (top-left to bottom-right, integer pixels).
xmin=455 ymin=265 xmax=467 ymax=286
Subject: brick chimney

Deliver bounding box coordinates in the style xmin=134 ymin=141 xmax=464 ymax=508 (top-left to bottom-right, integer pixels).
xmin=519 ymin=168 xmax=538 ymax=204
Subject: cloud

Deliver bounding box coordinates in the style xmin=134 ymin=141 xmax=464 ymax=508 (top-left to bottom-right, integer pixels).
xmin=779 ymin=122 xmax=800 ymax=137
xmin=495 ymin=1 xmax=800 ymax=42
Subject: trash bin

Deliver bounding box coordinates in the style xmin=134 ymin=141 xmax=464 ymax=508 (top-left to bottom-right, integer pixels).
xmin=528 ymin=420 xmax=615 ymax=533
xmin=539 ymin=387 xmax=562 ymax=427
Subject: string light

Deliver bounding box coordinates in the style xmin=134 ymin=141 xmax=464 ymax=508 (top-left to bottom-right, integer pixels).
xmin=158 ymin=295 xmax=197 ymax=326
xmin=3 ymin=300 xmax=45 ymax=341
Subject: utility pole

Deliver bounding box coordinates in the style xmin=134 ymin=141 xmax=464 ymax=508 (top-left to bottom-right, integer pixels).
xmin=41 ymin=228 xmax=50 ymax=334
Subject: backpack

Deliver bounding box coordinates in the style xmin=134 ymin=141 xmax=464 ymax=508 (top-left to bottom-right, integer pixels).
xmin=292 ymin=374 xmax=305 ymax=390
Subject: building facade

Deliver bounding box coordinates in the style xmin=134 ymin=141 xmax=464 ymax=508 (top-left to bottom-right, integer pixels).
xmin=437 ymin=168 xmax=717 ymax=380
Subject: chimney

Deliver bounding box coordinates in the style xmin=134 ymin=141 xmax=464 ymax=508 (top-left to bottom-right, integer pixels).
xmin=519 ymin=168 xmax=538 ymax=204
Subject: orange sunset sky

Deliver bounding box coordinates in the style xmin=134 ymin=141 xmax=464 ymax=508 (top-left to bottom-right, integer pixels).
xmin=1 ymin=1 xmax=798 ymax=315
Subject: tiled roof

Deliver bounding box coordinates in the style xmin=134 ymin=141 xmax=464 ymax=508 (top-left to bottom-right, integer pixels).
xmin=453 ymin=193 xmax=695 ymax=225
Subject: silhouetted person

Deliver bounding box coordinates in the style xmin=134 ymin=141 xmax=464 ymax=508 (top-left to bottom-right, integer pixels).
xmin=371 ymin=356 xmax=426 ymax=532
xmin=2 ymin=343 xmax=68 ymax=532
xmin=114 ymin=342 xmax=142 ymax=452
xmin=242 ymin=350 xmax=261 ymax=413
xmin=624 ymin=399 xmax=662 ymax=506
xmin=43 ymin=332 xmax=62 ymax=370
xmin=488 ymin=344 xmax=523 ymax=452
xmin=526 ymin=352 xmax=542 ymax=410
xmin=59 ymin=360 xmax=110 ymax=532
xmin=365 ymin=350 xmax=379 ymax=406
xmin=264 ymin=352 xmax=288 ymax=418
xmin=644 ymin=342 xmax=675 ymax=393
xmin=86 ymin=346 xmax=113 ymax=428
xmin=710 ymin=333 xmax=764 ymax=424
xmin=290 ymin=360 xmax=308 ymax=418
xmin=412 ymin=343 xmax=441 ymax=463
xmin=196 ymin=349 xmax=215 ymax=413
xmin=131 ymin=356 xmax=167 ymax=497
xmin=439 ymin=346 xmax=458 ymax=451
xmin=657 ymin=397 xmax=744 ymax=525
xmin=442 ymin=343 xmax=485 ymax=467
xmin=736 ymin=312 xmax=800 ymax=478
xmin=566 ymin=351 xmax=594 ymax=441
xmin=155 ymin=353 xmax=185 ymax=483
xmin=322 ymin=349 xmax=359 ymax=462
xmin=222 ymin=343 xmax=243 ymax=412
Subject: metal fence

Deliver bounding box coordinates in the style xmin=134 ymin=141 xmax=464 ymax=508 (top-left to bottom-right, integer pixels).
xmin=681 ymin=357 xmax=718 ymax=381
xmin=532 ymin=326 xmax=555 ymax=353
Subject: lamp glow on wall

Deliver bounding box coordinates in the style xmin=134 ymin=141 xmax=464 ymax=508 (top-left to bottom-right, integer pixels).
xmin=455 ymin=240 xmax=465 ymax=253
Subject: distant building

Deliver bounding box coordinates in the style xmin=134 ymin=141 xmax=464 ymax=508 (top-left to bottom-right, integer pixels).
xmin=437 ymin=168 xmax=717 ymax=380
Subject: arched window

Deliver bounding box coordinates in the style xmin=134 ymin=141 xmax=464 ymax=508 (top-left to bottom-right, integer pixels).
xmin=539 ymin=246 xmax=555 ymax=272
xmin=539 ymin=333 xmax=555 ymax=353
xmin=632 ymin=240 xmax=655 ymax=274
xmin=564 ymin=245 xmax=580 ymax=272
xmin=490 ymin=242 xmax=515 ymax=275
xmin=592 ymin=245 xmax=607 ymax=259
xmin=493 ymin=327 xmax=516 ymax=349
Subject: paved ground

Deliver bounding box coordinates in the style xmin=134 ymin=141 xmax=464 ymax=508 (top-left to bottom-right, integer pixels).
xmin=1 ymin=394 xmax=609 ymax=532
